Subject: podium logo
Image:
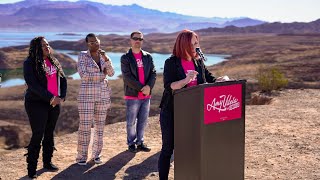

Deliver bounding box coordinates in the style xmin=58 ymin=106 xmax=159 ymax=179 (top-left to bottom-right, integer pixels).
xmin=207 ymin=94 xmax=240 ymax=113
xmin=204 ymin=84 xmax=242 ymax=124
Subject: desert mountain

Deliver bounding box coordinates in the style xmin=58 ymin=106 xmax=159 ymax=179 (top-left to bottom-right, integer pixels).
xmin=0 ymin=0 xmax=265 ymax=32
xmin=196 ymin=19 xmax=320 ymax=34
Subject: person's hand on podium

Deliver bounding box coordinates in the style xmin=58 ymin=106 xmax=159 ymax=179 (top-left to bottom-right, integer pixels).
xmin=216 ymin=75 xmax=231 ymax=82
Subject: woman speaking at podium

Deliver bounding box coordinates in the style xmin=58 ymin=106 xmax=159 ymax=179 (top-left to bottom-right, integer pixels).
xmin=158 ymin=29 xmax=223 ymax=179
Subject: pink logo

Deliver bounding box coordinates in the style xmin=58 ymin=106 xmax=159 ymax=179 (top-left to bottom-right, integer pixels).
xmin=204 ymin=84 xmax=242 ymax=124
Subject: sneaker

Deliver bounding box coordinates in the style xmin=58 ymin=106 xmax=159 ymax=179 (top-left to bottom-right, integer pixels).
xmin=93 ymin=157 xmax=102 ymax=164
xmin=43 ymin=162 xmax=59 ymax=171
xmin=128 ymin=144 xmax=137 ymax=153
xmin=77 ymin=161 xmax=87 ymax=166
xmin=137 ymin=143 xmax=151 ymax=152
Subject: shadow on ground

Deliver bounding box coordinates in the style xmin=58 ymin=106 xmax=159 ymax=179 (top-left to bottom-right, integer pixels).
xmin=50 ymin=150 xmax=159 ymax=179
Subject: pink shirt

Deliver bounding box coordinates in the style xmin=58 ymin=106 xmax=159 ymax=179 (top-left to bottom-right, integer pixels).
xmin=181 ymin=59 xmax=197 ymax=87
xmin=44 ymin=58 xmax=58 ymax=96
xmin=125 ymin=52 xmax=150 ymax=100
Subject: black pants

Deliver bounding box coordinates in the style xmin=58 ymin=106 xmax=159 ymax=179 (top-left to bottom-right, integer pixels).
xmin=25 ymin=100 xmax=60 ymax=175
xmin=158 ymin=109 xmax=174 ymax=180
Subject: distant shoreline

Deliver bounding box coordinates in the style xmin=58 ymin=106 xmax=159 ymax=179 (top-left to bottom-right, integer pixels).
xmin=56 ymin=33 xmax=82 ymax=36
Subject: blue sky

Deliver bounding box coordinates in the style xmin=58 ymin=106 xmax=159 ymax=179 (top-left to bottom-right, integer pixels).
xmin=1 ymin=0 xmax=319 ymax=22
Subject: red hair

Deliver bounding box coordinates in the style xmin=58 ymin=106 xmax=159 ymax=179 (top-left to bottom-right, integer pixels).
xmin=172 ymin=29 xmax=199 ymax=59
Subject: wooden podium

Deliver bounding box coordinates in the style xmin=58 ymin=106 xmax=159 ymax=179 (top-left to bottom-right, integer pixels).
xmin=174 ymin=80 xmax=246 ymax=180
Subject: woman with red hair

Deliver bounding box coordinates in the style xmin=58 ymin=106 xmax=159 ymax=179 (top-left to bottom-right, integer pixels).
xmin=158 ymin=29 xmax=217 ymax=179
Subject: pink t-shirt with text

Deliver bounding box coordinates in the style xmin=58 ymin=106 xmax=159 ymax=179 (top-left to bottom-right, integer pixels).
xmin=44 ymin=59 xmax=58 ymax=96
xmin=124 ymin=52 xmax=151 ymax=99
xmin=181 ymin=59 xmax=197 ymax=87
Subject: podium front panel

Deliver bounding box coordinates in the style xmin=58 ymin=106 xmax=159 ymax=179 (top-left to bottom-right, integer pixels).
xmin=174 ymin=80 xmax=246 ymax=180
xmin=174 ymin=86 xmax=202 ymax=180
xmin=201 ymin=81 xmax=245 ymax=179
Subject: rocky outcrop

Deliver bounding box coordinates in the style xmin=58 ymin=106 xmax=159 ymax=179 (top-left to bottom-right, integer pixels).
xmin=0 ymin=47 xmax=76 ymax=70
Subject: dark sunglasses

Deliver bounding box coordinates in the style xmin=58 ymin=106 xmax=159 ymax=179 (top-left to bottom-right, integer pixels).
xmin=131 ymin=37 xmax=144 ymax=41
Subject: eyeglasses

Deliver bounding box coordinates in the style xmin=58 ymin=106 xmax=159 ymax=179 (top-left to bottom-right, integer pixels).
xmin=131 ymin=37 xmax=144 ymax=41
xmin=88 ymin=40 xmax=100 ymax=45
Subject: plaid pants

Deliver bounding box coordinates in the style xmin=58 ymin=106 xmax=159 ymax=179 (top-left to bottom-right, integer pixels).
xmin=76 ymin=101 xmax=109 ymax=162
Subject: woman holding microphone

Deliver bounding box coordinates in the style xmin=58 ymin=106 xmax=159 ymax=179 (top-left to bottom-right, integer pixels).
xmin=76 ymin=33 xmax=114 ymax=166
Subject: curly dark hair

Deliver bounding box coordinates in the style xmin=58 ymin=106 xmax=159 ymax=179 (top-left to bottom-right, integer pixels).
xmin=28 ymin=36 xmax=65 ymax=77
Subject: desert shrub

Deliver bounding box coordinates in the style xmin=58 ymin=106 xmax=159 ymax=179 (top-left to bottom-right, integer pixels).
xmin=257 ymin=66 xmax=288 ymax=93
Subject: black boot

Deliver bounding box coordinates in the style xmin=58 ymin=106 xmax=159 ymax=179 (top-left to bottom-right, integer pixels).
xmin=43 ymin=146 xmax=58 ymax=171
xmin=43 ymin=162 xmax=59 ymax=171
xmin=25 ymin=145 xmax=40 ymax=178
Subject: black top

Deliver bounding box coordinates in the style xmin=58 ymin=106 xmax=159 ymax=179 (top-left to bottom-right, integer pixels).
xmin=159 ymin=55 xmax=216 ymax=111
xmin=120 ymin=48 xmax=157 ymax=97
xmin=23 ymin=57 xmax=67 ymax=103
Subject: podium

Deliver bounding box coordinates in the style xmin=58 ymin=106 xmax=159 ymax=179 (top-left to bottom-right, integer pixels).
xmin=174 ymin=80 xmax=246 ymax=180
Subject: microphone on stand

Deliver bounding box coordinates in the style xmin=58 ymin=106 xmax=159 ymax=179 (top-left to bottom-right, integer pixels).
xmin=195 ymin=47 xmax=207 ymax=61
xmin=195 ymin=47 xmax=207 ymax=83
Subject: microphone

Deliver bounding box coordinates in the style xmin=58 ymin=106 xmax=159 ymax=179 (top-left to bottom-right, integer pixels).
xmin=195 ymin=47 xmax=207 ymax=61
xmin=195 ymin=47 xmax=208 ymax=83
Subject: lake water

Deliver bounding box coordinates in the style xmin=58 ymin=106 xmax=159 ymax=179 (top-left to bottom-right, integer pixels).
xmin=0 ymin=32 xmax=229 ymax=87
xmin=0 ymin=51 xmax=228 ymax=87
xmin=0 ymin=31 xmax=129 ymax=48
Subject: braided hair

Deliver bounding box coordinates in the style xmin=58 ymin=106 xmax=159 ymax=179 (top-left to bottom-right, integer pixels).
xmin=28 ymin=36 xmax=66 ymax=78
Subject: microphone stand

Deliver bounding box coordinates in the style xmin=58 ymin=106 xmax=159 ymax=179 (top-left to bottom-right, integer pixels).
xmin=196 ymin=48 xmax=207 ymax=84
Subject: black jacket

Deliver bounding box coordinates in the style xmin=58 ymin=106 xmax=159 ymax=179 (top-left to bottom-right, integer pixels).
xmin=23 ymin=57 xmax=67 ymax=103
xmin=120 ymin=48 xmax=157 ymax=97
xmin=159 ymin=55 xmax=216 ymax=111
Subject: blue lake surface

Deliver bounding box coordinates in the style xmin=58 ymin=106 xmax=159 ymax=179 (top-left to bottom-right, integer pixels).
xmin=0 ymin=31 xmax=129 ymax=48
xmin=0 ymin=32 xmax=229 ymax=87
xmin=56 ymin=50 xmax=228 ymax=80
xmin=0 ymin=51 xmax=228 ymax=87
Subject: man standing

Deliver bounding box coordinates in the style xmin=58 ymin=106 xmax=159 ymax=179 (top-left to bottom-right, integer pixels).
xmin=121 ymin=31 xmax=156 ymax=153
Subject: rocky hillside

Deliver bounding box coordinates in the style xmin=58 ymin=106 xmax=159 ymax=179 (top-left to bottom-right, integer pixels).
xmin=197 ymin=19 xmax=320 ymax=34
xmin=0 ymin=46 xmax=76 ymax=70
